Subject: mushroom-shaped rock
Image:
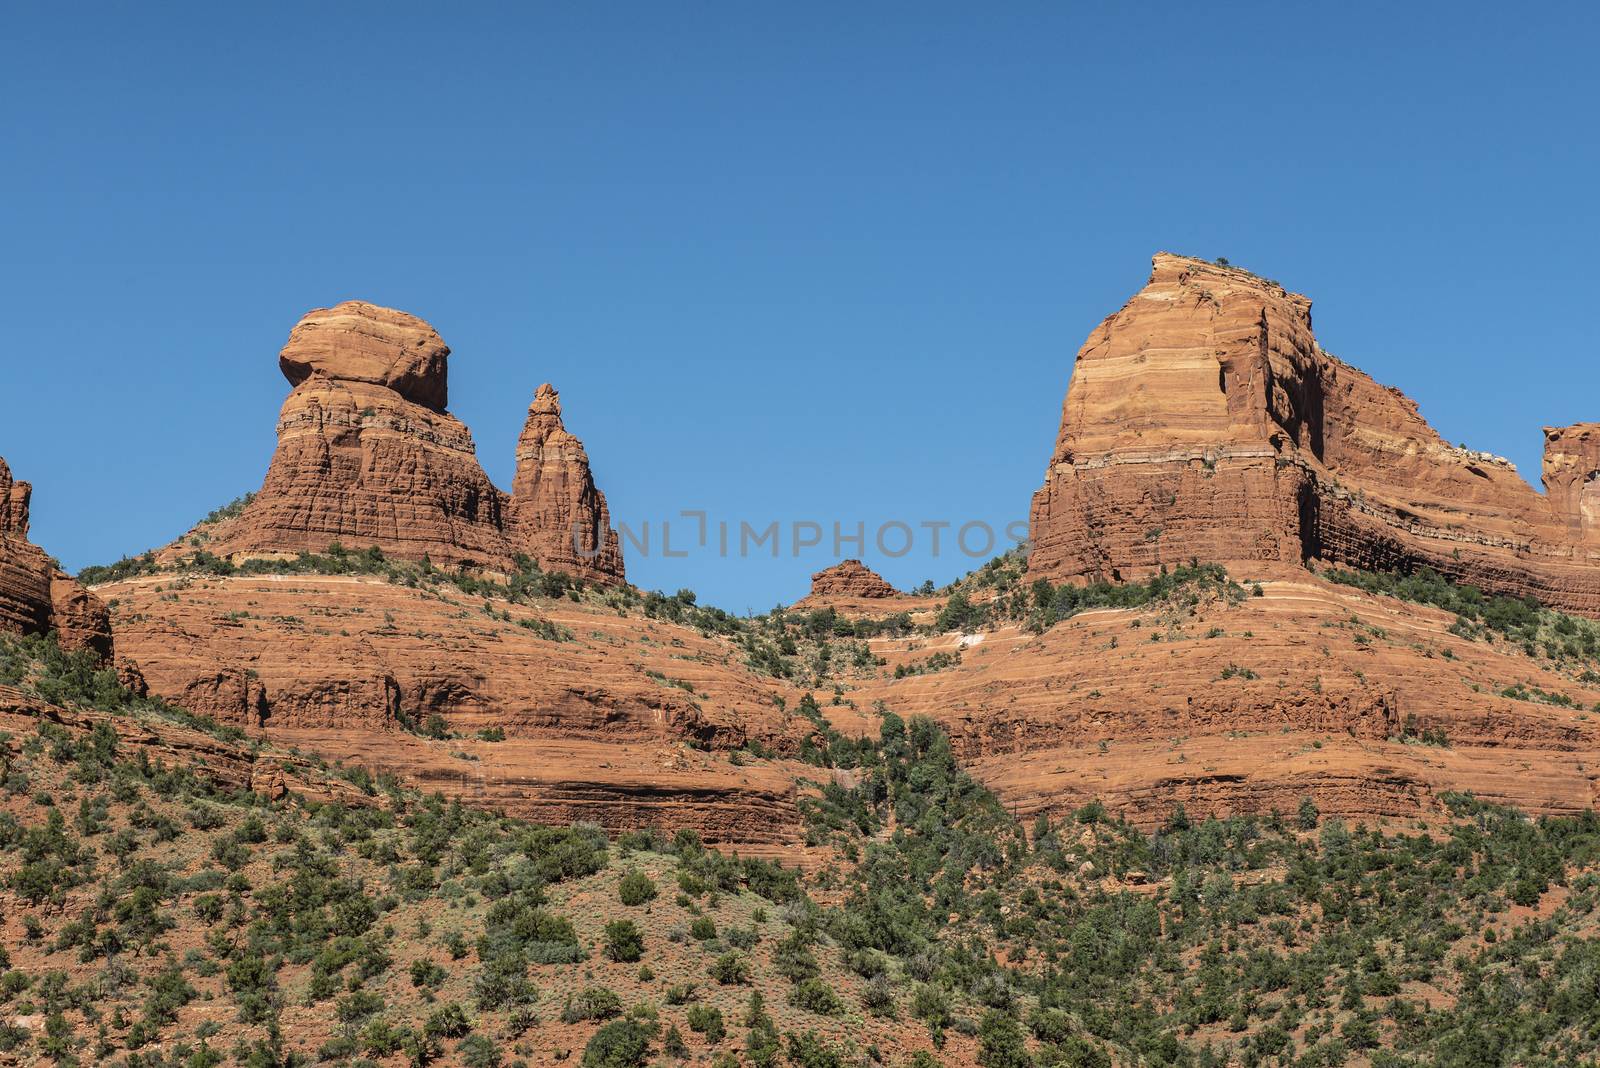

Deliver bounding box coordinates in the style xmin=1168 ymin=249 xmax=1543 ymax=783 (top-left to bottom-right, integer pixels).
xmin=278 ymin=301 xmax=451 ymax=412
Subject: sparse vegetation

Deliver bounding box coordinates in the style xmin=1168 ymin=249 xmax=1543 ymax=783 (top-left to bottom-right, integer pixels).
xmin=10 ymin=573 xmax=1600 ymax=1065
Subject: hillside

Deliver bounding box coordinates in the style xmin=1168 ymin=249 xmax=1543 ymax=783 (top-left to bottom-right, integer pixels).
xmin=6 ymin=632 xmax=1600 ymax=1066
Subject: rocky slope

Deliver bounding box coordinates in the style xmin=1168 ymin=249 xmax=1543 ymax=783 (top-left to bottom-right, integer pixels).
xmin=187 ymin=301 xmax=624 ymax=581
xmin=96 ymin=570 xmax=808 ymax=846
xmin=0 ymin=456 xmax=111 ymax=658
xmin=835 ymin=562 xmax=1600 ymax=829
xmin=1029 ymin=253 xmax=1600 ymax=614
xmin=7 ymin=651 xmax=1600 ymax=1067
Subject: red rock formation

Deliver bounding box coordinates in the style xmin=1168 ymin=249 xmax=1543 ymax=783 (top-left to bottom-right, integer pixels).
xmin=1029 ymin=254 xmax=1600 ymax=614
xmin=194 ymin=302 xmax=623 ymax=579
xmin=102 ymin=571 xmax=787 ymax=742
xmin=508 ymin=384 xmax=624 ymax=583
xmin=807 ymin=560 xmax=898 ymax=600
xmin=1543 ymin=424 xmax=1600 ymax=542
xmin=0 ymin=457 xmax=111 ymax=658
xmin=98 ymin=571 xmax=807 ymax=845
xmin=843 ymin=565 xmax=1600 ymax=829
xmin=278 ymin=302 xmax=450 ymax=412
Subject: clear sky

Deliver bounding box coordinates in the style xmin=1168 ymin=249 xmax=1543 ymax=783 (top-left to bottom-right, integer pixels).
xmin=3 ymin=2 xmax=1597 ymax=610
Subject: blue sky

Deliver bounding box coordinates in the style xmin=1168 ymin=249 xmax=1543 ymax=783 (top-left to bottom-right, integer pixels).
xmin=3 ymin=2 xmax=1596 ymax=609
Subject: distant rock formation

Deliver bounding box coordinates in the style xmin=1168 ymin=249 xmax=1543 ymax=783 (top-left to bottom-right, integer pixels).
xmin=198 ymin=301 xmax=624 ymax=581
xmin=509 ymin=384 xmax=624 ymax=583
xmin=806 ymin=559 xmax=899 ymax=601
xmin=1029 ymin=253 xmax=1600 ymax=614
xmin=0 ymin=457 xmax=112 ymax=658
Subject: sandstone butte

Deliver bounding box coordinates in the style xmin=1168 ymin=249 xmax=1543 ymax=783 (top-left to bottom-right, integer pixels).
xmin=185 ymin=300 xmax=625 ymax=584
xmin=794 ymin=558 xmax=903 ymax=609
xmin=1029 ymin=253 xmax=1600 ymax=612
xmin=0 ymin=455 xmax=111 ymax=659
xmin=34 ymin=257 xmax=1600 ymax=847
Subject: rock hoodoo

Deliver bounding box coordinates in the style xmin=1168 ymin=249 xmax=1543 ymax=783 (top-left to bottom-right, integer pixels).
xmin=509 ymin=384 xmax=624 ymax=583
xmin=199 ymin=301 xmax=624 ymax=580
xmin=0 ymin=456 xmax=112 ymax=658
xmin=1029 ymin=253 xmax=1600 ymax=614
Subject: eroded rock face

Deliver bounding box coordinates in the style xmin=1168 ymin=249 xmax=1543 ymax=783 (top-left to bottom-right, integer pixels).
xmin=509 ymin=384 xmax=625 ymax=583
xmin=808 ymin=560 xmax=898 ymax=600
xmin=278 ymin=301 xmax=450 ymax=412
xmin=207 ymin=371 xmax=511 ymax=569
xmin=1030 ymin=254 xmax=1600 ymax=614
xmin=1543 ymin=424 xmax=1600 ymax=542
xmin=849 ymin=566 xmax=1600 ymax=829
xmin=198 ymin=302 xmax=623 ymax=577
xmin=0 ymin=457 xmax=112 ymax=658
xmin=99 ymin=571 xmax=806 ymax=846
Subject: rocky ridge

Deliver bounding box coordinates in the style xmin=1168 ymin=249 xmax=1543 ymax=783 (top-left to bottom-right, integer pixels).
xmin=96 ymin=570 xmax=807 ymax=846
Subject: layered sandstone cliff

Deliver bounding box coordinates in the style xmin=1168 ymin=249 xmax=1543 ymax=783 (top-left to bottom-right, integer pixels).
xmin=98 ymin=571 xmax=806 ymax=845
xmin=0 ymin=457 xmax=112 ymax=657
xmin=193 ymin=302 xmax=624 ymax=581
xmin=1029 ymin=254 xmax=1600 ymax=614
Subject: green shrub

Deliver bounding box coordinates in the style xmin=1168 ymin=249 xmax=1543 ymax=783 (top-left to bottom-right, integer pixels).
xmin=619 ymin=869 xmax=658 ymax=906
xmin=604 ymin=919 xmax=644 ymax=963
xmin=582 ymin=1018 xmax=656 ymax=1068
xmin=563 ymin=986 xmax=623 ymax=1023
xmin=785 ymin=1031 xmax=844 ymax=1068
xmin=686 ymin=1004 xmax=726 ymax=1044
xmin=788 ymin=978 xmax=844 ymax=1016
xmin=423 ymin=1002 xmax=471 ymax=1039
xmin=709 ymin=953 xmax=751 ymax=985
xmin=977 ymin=1010 xmax=1030 ymax=1068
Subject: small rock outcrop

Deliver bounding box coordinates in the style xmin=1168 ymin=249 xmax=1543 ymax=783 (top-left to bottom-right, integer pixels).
xmin=198 ymin=302 xmax=624 ymax=580
xmin=0 ymin=457 xmax=112 ymax=658
xmin=807 ymin=559 xmax=898 ymax=600
xmin=1029 ymin=253 xmax=1600 ymax=615
xmin=509 ymin=384 xmax=625 ymax=582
